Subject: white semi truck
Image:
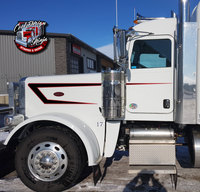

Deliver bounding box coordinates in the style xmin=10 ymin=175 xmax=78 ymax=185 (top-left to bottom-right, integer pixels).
xmin=0 ymin=0 xmax=199 ymax=191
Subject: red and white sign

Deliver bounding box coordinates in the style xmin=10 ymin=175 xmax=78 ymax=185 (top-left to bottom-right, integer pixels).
xmin=72 ymin=44 xmax=81 ymax=55
xmin=13 ymin=20 xmax=48 ymax=53
xmin=15 ymin=41 xmax=48 ymax=53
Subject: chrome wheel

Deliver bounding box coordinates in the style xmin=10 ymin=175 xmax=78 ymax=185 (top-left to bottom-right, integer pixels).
xmin=28 ymin=142 xmax=67 ymax=181
xmin=16 ymin=127 xmax=85 ymax=192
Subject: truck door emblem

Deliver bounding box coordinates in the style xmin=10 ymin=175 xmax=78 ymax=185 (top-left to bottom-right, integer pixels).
xmin=129 ymin=103 xmax=138 ymax=109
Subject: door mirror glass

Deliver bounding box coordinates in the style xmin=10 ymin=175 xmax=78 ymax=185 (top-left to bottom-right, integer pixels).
xmin=114 ymin=30 xmax=127 ymax=61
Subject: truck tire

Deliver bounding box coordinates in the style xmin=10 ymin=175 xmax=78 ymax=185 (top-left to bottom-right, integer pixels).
xmin=188 ymin=127 xmax=200 ymax=167
xmin=15 ymin=127 xmax=86 ymax=192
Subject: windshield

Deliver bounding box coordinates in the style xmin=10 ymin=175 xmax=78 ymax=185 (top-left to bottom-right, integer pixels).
xmin=131 ymin=39 xmax=171 ymax=69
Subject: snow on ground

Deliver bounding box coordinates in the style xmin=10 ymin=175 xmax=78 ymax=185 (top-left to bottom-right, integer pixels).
xmin=0 ymin=132 xmax=9 ymax=142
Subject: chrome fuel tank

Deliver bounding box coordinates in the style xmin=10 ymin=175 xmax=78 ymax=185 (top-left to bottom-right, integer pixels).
xmin=130 ymin=128 xmax=174 ymax=139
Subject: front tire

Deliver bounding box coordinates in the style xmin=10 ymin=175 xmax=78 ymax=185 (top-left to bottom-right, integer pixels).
xmin=15 ymin=127 xmax=86 ymax=192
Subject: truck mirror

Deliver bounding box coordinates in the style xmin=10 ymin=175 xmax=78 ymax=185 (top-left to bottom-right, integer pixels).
xmin=117 ymin=31 xmax=126 ymax=59
xmin=113 ymin=29 xmax=127 ymax=62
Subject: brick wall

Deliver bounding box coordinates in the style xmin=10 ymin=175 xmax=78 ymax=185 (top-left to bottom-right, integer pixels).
xmin=54 ymin=37 xmax=68 ymax=75
xmin=66 ymin=39 xmax=72 ymax=74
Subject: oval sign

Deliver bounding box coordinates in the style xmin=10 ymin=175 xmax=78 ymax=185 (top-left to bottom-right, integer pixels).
xmin=129 ymin=103 xmax=138 ymax=109
xmin=54 ymin=92 xmax=64 ymax=97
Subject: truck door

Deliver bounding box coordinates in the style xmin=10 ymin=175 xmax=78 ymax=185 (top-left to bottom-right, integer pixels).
xmin=126 ymin=35 xmax=174 ymax=118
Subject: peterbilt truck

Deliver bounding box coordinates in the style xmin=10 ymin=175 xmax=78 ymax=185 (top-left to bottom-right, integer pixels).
xmin=0 ymin=0 xmax=199 ymax=191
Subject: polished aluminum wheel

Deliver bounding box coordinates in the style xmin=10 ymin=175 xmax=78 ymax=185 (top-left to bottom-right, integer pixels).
xmin=28 ymin=142 xmax=68 ymax=181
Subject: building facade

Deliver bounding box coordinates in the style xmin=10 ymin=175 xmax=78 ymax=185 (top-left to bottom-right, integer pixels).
xmin=0 ymin=30 xmax=113 ymax=94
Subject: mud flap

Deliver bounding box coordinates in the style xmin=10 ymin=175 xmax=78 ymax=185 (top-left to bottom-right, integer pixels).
xmin=170 ymin=166 xmax=177 ymax=190
xmin=92 ymin=164 xmax=102 ymax=186
xmin=170 ymin=173 xmax=177 ymax=189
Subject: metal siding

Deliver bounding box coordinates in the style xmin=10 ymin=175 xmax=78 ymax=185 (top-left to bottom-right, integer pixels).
xmin=81 ymin=47 xmax=96 ymax=73
xmin=0 ymin=35 xmax=55 ymax=94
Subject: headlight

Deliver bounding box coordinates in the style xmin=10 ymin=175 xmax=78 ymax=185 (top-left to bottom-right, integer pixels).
xmin=4 ymin=114 xmax=24 ymax=126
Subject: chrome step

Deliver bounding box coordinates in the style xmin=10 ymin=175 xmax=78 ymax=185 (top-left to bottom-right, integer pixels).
xmin=129 ymin=139 xmax=176 ymax=166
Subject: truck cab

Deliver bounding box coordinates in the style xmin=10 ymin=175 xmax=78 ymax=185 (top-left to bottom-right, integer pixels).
xmin=125 ymin=18 xmax=176 ymax=122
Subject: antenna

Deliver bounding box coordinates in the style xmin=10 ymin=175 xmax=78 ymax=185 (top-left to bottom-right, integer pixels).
xmin=134 ymin=7 xmax=136 ymax=26
xmin=116 ymin=0 xmax=118 ymax=27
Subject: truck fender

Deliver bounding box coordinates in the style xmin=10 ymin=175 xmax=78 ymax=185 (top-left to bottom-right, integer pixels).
xmin=104 ymin=121 xmax=121 ymax=157
xmin=4 ymin=113 xmax=101 ymax=166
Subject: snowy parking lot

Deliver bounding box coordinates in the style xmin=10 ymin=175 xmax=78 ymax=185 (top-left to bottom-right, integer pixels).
xmin=0 ymin=147 xmax=200 ymax=192
xmin=0 ymin=112 xmax=200 ymax=192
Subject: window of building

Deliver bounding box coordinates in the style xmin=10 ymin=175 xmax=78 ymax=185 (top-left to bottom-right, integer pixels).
xmin=131 ymin=39 xmax=171 ymax=69
xmin=87 ymin=58 xmax=96 ymax=70
xmin=70 ymin=56 xmax=79 ymax=74
xmin=69 ymin=55 xmax=83 ymax=74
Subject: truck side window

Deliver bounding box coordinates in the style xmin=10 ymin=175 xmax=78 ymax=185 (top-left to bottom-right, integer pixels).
xmin=131 ymin=39 xmax=171 ymax=69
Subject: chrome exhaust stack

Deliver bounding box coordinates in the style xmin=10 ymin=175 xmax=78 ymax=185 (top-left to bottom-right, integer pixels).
xmin=179 ymin=0 xmax=190 ymax=23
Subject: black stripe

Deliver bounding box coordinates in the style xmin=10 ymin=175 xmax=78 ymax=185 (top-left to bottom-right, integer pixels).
xmin=28 ymin=83 xmax=100 ymax=104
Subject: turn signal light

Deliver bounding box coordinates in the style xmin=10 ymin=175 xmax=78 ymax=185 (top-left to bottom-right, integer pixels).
xmin=4 ymin=114 xmax=24 ymax=126
xmin=134 ymin=20 xmax=138 ymax=24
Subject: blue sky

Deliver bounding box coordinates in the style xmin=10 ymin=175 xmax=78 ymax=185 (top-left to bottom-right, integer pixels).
xmin=1 ymin=0 xmax=200 ymax=51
